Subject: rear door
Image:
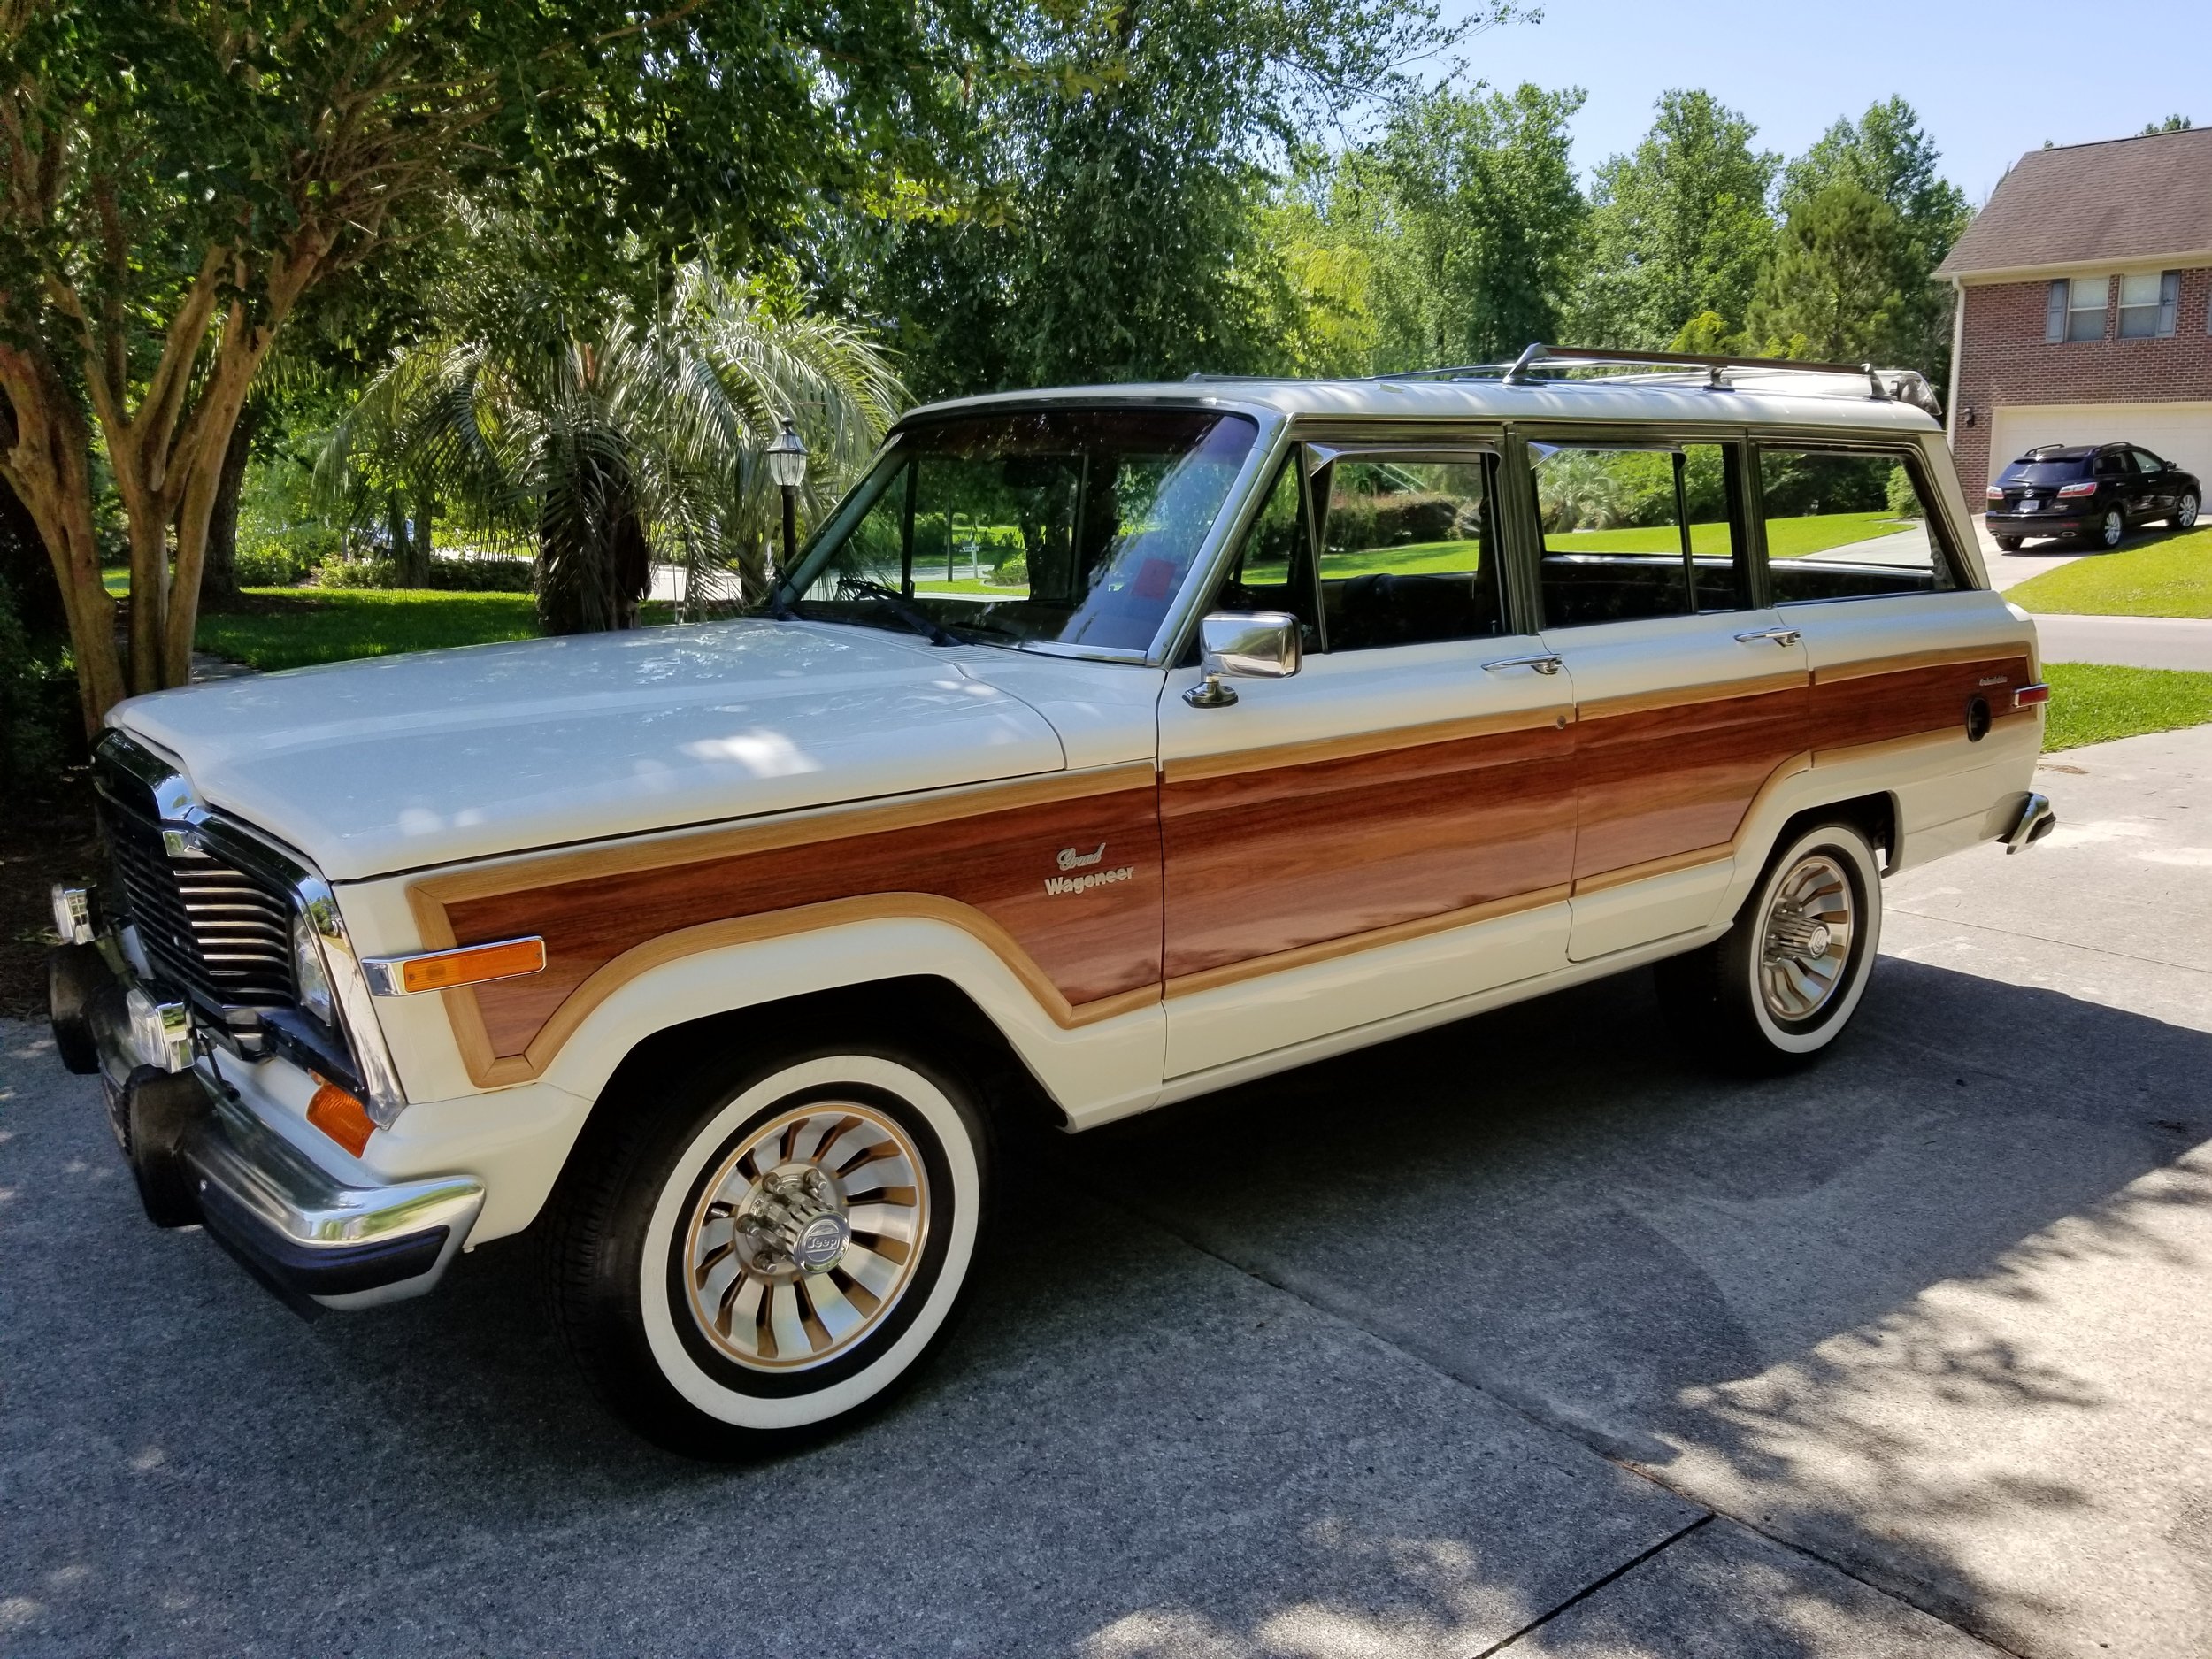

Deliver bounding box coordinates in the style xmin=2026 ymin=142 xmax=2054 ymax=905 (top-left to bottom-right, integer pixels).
xmin=1522 ymin=430 xmax=1810 ymax=961
xmin=1157 ymin=440 xmax=1576 ymax=1077
xmin=2131 ymin=448 xmax=2177 ymax=518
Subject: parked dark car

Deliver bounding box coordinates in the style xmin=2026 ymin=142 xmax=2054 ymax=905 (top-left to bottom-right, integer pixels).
xmin=1985 ymin=442 xmax=2200 ymax=550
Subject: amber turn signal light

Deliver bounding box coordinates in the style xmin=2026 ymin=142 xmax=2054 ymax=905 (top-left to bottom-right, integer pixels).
xmin=363 ymin=936 xmax=547 ymax=997
xmin=307 ymin=1077 xmax=376 ymax=1157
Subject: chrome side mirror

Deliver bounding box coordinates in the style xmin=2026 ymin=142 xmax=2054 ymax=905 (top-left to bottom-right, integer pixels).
xmin=1184 ymin=611 xmax=1302 ymax=708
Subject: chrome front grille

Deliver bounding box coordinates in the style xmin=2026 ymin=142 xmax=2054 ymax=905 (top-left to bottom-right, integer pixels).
xmin=103 ymin=791 xmax=295 ymax=1010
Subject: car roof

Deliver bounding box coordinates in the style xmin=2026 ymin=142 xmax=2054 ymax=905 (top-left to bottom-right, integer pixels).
xmin=902 ymin=371 xmax=1943 ymax=438
xmin=2015 ymin=446 xmax=2096 ymax=461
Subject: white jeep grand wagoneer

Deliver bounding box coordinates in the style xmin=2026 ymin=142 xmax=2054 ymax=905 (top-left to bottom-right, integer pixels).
xmin=50 ymin=347 xmax=2055 ymax=1454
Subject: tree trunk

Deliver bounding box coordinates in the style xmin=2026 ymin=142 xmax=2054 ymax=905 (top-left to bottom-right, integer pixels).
xmin=385 ymin=490 xmax=411 ymax=578
xmin=410 ymin=487 xmax=435 ymax=585
xmin=202 ymin=403 xmax=257 ymax=605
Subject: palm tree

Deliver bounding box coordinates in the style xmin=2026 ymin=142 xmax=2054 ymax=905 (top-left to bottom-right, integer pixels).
xmin=325 ymin=230 xmax=903 ymax=633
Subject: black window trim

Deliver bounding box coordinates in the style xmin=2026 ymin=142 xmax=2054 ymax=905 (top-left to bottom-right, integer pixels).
xmin=1751 ymin=436 xmax=1974 ymax=603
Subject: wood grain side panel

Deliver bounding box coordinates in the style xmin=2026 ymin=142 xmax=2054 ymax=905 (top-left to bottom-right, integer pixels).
xmin=1570 ymin=681 xmax=1811 ymax=880
xmin=1161 ymin=722 xmax=1577 ymax=981
xmin=1809 ymin=652 xmax=2033 ymax=752
xmin=442 ymin=782 xmax=1164 ymax=1062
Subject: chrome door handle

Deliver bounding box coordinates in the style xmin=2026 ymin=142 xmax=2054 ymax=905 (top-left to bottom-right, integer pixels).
xmin=1482 ymin=653 xmax=1563 ymax=675
xmin=1733 ymin=627 xmax=1801 ymax=648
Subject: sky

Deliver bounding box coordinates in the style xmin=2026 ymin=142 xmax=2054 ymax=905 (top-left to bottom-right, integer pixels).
xmin=1432 ymin=0 xmax=2204 ymax=205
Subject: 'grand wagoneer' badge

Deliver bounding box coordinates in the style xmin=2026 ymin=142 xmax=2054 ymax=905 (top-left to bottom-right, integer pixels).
xmin=1046 ymin=844 xmax=1133 ymax=895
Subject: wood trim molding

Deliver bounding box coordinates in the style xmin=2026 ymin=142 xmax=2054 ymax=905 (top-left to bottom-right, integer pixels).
xmin=443 ymin=892 xmax=1164 ymax=1088
xmin=1164 ymin=705 xmax=1569 ymax=784
xmin=411 ymin=761 xmax=1158 ymax=911
xmin=1163 ymin=884 xmax=1573 ymax=1000
xmin=1565 ymin=751 xmax=1812 ymax=895
xmin=1575 ymin=671 xmax=1807 ymax=723
xmin=1812 ymin=643 xmax=2032 ymax=686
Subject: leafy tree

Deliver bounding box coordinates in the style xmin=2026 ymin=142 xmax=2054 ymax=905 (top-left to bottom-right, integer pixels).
xmin=2141 ymin=115 xmax=2193 ymax=134
xmin=1357 ymin=82 xmax=1586 ymax=371
xmin=327 ymin=236 xmax=902 ymax=634
xmin=1568 ymin=90 xmax=1778 ymax=349
xmin=1742 ymin=180 xmax=1906 ymax=364
xmin=1777 ymin=98 xmax=1966 ymax=376
xmin=0 ymin=1 xmax=978 ymax=728
xmin=826 ymin=0 xmax=1500 ymax=399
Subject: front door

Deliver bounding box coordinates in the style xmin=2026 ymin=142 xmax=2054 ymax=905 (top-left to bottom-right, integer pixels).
xmin=1157 ymin=443 xmax=1577 ymax=1077
xmin=1524 ymin=434 xmax=1811 ymax=960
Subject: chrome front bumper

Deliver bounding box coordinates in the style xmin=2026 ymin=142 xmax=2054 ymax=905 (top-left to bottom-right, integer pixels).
xmin=53 ymin=942 xmax=483 ymax=1313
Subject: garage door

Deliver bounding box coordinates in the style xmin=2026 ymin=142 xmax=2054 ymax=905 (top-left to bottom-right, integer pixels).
xmin=1986 ymin=402 xmax=2212 ymax=493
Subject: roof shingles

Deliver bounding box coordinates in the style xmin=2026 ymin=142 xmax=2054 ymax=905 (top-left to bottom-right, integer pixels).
xmin=1937 ymin=127 xmax=2212 ymax=278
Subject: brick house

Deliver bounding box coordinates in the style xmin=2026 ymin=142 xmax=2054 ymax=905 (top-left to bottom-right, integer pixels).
xmin=1938 ymin=126 xmax=2212 ymax=503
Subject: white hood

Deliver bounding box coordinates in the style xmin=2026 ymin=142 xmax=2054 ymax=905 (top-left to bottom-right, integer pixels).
xmin=112 ymin=622 xmax=1067 ymax=880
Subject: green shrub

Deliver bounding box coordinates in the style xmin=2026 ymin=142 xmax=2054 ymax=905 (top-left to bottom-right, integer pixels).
xmin=234 ymin=543 xmax=312 ymax=587
xmin=0 ymin=572 xmax=73 ymax=787
xmin=426 ymin=556 xmax=534 ymax=592
xmin=993 ymin=553 xmax=1028 ymax=586
xmin=1885 ymin=464 xmax=1923 ymax=518
xmin=1325 ymin=491 xmax=1467 ymax=549
xmin=311 ymin=557 xmax=397 ymax=588
xmin=311 ymin=554 xmax=536 ymax=592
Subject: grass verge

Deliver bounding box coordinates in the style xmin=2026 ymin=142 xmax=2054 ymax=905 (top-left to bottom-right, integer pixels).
xmin=196 ymin=588 xmax=543 ymax=670
xmin=2008 ymin=526 xmax=2212 ymax=618
xmin=2043 ymin=662 xmax=2212 ymax=751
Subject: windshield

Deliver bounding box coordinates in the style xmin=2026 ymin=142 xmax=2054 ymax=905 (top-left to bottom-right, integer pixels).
xmin=1999 ymin=456 xmax=2091 ymax=487
xmin=775 ymin=407 xmax=1259 ymax=653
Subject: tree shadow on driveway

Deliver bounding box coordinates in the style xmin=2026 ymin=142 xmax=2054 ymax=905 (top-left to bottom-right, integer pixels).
xmin=1067 ymin=956 xmax=2212 ymax=1655
xmin=4 ymin=952 xmax=2208 ymax=1656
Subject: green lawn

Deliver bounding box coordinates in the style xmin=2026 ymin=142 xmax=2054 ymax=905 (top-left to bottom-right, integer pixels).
xmin=2006 ymin=527 xmax=2212 ymax=618
xmin=2042 ymin=662 xmax=2212 ymax=751
xmin=196 ymin=588 xmax=544 ymax=671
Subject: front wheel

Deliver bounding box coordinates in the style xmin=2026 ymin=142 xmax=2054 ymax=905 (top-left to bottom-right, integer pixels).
xmin=1655 ymin=821 xmax=1883 ymax=1071
xmin=548 ymin=1041 xmax=990 ymax=1458
xmin=2171 ymin=492 xmax=2199 ymax=530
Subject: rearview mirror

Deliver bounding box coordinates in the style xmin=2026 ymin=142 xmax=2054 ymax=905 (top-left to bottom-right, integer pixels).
xmin=1185 ymin=611 xmax=1302 ymax=708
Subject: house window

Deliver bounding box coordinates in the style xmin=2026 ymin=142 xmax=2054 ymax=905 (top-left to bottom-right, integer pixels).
xmin=2118 ymin=271 xmax=2179 ymax=338
xmin=2066 ymin=276 xmax=2108 ymax=341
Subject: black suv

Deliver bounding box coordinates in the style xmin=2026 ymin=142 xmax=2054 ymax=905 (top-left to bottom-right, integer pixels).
xmin=1985 ymin=442 xmax=2200 ymax=550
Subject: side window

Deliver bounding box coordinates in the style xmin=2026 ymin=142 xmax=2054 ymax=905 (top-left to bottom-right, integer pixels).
xmin=1530 ymin=442 xmax=1747 ymax=629
xmin=2131 ymin=449 xmax=2167 ymax=475
xmin=1761 ymin=447 xmax=1961 ymax=603
xmin=1316 ymin=457 xmax=1504 ymax=650
xmin=1213 ymin=457 xmax=1321 ymax=649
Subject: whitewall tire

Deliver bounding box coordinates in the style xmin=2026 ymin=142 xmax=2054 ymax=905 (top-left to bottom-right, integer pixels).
xmin=549 ymin=1043 xmax=989 ymax=1457
xmin=1655 ymin=821 xmax=1883 ymax=1069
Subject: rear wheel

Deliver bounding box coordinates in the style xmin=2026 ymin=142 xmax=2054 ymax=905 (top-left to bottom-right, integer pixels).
xmin=1994 ymin=535 xmax=2023 ymax=551
xmin=2093 ymin=508 xmax=2125 ymax=549
xmin=2172 ymin=492 xmax=2199 ymax=530
xmin=1655 ymin=821 xmax=1883 ymax=1071
xmin=548 ymin=1039 xmax=990 ymax=1458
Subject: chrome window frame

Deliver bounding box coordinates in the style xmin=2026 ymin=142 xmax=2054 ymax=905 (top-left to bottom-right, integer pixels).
xmin=95 ymin=729 xmax=409 ymax=1125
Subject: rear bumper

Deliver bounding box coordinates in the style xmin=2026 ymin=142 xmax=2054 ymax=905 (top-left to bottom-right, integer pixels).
xmin=55 ymin=943 xmax=483 ymax=1313
xmin=1986 ymin=511 xmax=2097 ymax=537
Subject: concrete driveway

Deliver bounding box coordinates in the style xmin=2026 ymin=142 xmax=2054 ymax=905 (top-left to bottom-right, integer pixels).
xmin=4 ymin=728 xmax=2210 ymax=1658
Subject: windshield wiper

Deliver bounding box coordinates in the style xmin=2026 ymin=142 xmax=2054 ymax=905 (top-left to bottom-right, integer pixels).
xmin=837 ymin=577 xmax=962 ymax=647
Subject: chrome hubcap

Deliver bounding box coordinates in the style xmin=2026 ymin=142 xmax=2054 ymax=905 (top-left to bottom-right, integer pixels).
xmin=2182 ymin=497 xmax=2199 ymax=527
xmin=683 ymin=1102 xmax=927 ymax=1371
xmin=1758 ymin=855 xmax=1855 ymax=1024
xmin=2102 ymin=511 xmax=2122 ymax=545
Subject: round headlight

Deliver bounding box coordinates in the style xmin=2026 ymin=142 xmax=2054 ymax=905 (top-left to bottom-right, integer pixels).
xmin=292 ymin=910 xmax=336 ymax=1026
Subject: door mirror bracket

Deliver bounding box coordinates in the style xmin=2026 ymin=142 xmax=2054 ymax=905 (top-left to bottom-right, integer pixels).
xmin=1185 ymin=611 xmax=1302 ymax=708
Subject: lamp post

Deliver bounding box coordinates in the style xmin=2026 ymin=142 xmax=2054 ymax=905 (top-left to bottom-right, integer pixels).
xmin=764 ymin=419 xmax=809 ymax=585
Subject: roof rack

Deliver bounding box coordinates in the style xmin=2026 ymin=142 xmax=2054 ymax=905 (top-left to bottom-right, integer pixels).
xmin=1370 ymin=342 xmax=1944 ymax=419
